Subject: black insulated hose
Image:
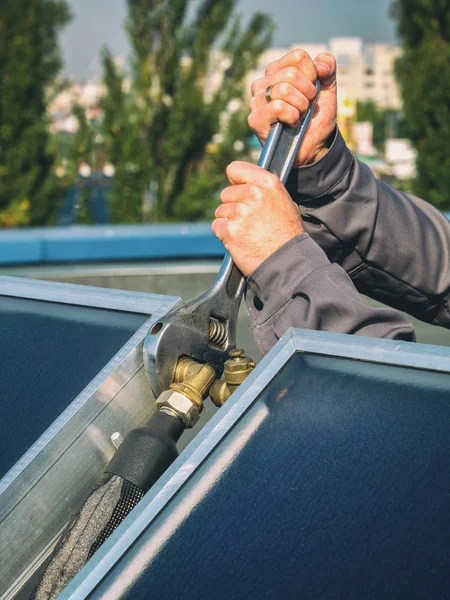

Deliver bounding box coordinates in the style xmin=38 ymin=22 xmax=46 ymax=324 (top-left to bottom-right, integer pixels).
xmin=32 ymin=410 xmax=184 ymax=600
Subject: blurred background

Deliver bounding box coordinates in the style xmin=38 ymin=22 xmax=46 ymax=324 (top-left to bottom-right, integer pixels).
xmin=1 ymin=0 xmax=449 ymax=353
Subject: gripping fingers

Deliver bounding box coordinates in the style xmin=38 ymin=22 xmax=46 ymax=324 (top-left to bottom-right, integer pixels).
xmin=212 ymin=215 xmax=242 ymax=245
xmin=211 ymin=217 xmax=227 ymax=242
xmin=265 ymin=48 xmax=318 ymax=82
xmin=220 ymin=183 xmax=250 ymax=203
xmin=248 ymin=100 xmax=304 ymax=132
xmin=250 ymin=82 xmax=311 ymax=117
xmin=215 ymin=203 xmax=236 ymax=219
xmin=252 ymin=68 xmax=317 ymax=101
xmin=250 ymin=82 xmax=311 ymax=112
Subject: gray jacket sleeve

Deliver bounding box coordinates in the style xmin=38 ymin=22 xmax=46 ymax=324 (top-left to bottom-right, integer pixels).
xmin=245 ymin=233 xmax=415 ymax=356
xmin=286 ymin=129 xmax=450 ymax=327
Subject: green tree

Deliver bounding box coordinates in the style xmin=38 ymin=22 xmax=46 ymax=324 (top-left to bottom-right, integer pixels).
xmin=356 ymin=100 xmax=387 ymax=149
xmin=100 ymin=51 xmax=151 ymax=223
xmin=66 ymin=104 xmax=96 ymax=224
xmin=101 ymin=0 xmax=273 ymax=222
xmin=0 ymin=0 xmax=71 ymax=227
xmin=356 ymin=100 xmax=409 ymax=150
xmin=66 ymin=105 xmax=95 ymax=177
xmin=392 ymin=0 xmax=450 ymax=210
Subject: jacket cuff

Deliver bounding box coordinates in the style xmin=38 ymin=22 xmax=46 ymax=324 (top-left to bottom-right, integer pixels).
xmin=285 ymin=128 xmax=354 ymax=201
xmin=246 ymin=233 xmax=330 ymax=326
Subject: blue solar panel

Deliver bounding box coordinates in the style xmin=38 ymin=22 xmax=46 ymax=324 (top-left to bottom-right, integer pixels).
xmin=73 ymin=335 xmax=450 ymax=600
xmin=0 ymin=296 xmax=147 ymax=478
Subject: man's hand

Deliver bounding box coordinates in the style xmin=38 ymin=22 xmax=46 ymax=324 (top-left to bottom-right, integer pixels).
xmin=212 ymin=161 xmax=304 ymax=277
xmin=249 ymin=49 xmax=337 ymax=167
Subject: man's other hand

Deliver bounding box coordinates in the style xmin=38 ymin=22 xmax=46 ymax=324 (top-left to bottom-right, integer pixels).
xmin=212 ymin=161 xmax=304 ymax=277
xmin=249 ymin=49 xmax=337 ymax=167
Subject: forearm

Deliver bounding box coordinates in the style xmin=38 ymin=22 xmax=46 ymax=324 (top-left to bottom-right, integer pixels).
xmin=286 ymin=130 xmax=450 ymax=327
xmin=246 ymin=234 xmax=415 ymax=355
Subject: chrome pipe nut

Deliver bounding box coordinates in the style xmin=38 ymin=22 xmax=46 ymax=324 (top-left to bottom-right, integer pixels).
xmin=156 ymin=390 xmax=200 ymax=428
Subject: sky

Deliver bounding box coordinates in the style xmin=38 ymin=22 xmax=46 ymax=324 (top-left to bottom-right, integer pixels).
xmin=61 ymin=0 xmax=398 ymax=80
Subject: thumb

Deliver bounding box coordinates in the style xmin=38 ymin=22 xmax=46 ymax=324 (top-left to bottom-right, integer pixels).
xmin=313 ymin=52 xmax=337 ymax=88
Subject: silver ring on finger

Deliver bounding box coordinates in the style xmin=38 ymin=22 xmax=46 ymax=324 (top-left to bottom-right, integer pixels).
xmin=265 ymin=84 xmax=274 ymax=103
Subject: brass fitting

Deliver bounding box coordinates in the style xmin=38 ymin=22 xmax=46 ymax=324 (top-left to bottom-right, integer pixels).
xmin=223 ymin=349 xmax=256 ymax=387
xmin=209 ymin=379 xmax=231 ymax=407
xmin=173 ymin=357 xmax=208 ymax=386
xmin=210 ymin=349 xmax=256 ymax=407
xmin=171 ymin=360 xmax=216 ymax=410
xmin=157 ymin=358 xmax=216 ymax=428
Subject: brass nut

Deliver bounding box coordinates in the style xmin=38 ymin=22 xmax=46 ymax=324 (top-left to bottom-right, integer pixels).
xmin=224 ymin=350 xmax=256 ymax=387
xmin=156 ymin=389 xmax=200 ymax=428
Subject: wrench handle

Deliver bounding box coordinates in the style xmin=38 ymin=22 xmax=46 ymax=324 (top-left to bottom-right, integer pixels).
xmin=216 ymin=80 xmax=321 ymax=295
xmin=258 ymin=80 xmax=321 ymax=184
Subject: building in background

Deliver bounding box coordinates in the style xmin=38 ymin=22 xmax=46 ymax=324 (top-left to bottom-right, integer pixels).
xmin=361 ymin=42 xmax=402 ymax=109
xmin=385 ymin=139 xmax=417 ymax=180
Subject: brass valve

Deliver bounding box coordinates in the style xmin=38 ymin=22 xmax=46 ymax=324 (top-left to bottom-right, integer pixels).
xmin=172 ymin=357 xmax=217 ymax=409
xmin=210 ymin=349 xmax=256 ymax=407
xmin=158 ymin=351 xmax=255 ymax=427
xmin=157 ymin=358 xmax=216 ymax=428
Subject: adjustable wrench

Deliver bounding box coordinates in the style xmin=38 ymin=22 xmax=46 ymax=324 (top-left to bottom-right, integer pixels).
xmin=145 ymin=81 xmax=321 ymax=397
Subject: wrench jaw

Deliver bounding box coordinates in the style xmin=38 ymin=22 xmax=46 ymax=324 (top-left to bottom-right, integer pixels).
xmin=145 ymin=258 xmax=245 ymax=397
xmin=144 ymin=297 xmax=239 ymax=398
xmin=144 ymin=318 xmax=179 ymax=398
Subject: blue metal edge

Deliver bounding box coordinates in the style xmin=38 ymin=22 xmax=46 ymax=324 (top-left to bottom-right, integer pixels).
xmin=0 ymin=214 xmax=448 ymax=266
xmin=0 ymin=275 xmax=181 ymax=315
xmin=0 ymin=224 xmax=225 ymax=265
xmin=60 ymin=329 xmax=450 ymax=599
